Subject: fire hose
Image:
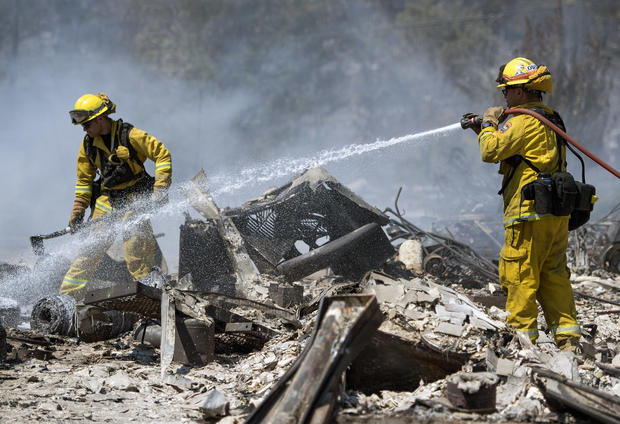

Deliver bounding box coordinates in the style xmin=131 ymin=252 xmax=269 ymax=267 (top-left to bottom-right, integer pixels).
xmin=461 ymin=108 xmax=620 ymax=179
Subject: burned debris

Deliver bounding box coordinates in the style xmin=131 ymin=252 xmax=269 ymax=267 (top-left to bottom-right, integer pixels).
xmin=1 ymin=167 xmax=619 ymax=423
xmin=445 ymin=372 xmax=500 ymax=412
xmin=568 ymin=202 xmax=620 ymax=275
xmin=386 ymin=202 xmax=501 ymax=288
xmin=246 ymin=295 xmax=383 ymax=423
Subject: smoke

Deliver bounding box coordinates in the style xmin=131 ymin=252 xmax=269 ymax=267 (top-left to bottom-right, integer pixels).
xmin=0 ymin=0 xmax=617 ymax=292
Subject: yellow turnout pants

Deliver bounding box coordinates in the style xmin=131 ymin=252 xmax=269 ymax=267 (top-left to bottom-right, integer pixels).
xmin=499 ymin=216 xmax=580 ymax=344
xmin=60 ymin=195 xmax=155 ymax=298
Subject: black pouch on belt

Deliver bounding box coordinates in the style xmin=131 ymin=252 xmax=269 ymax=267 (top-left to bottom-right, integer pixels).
xmin=550 ymin=172 xmax=578 ymax=216
xmin=568 ymin=182 xmax=596 ymax=230
xmin=521 ymin=173 xmax=555 ymax=215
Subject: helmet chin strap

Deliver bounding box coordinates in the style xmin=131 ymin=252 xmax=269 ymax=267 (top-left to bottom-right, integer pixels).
xmin=522 ymin=87 xmax=543 ymax=99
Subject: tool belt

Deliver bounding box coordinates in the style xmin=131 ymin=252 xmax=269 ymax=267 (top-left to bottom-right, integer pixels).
xmin=102 ymin=173 xmax=154 ymax=209
xmin=521 ymin=172 xmax=596 ymax=230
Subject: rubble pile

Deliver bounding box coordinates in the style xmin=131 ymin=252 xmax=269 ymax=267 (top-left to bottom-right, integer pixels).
xmin=567 ymin=202 xmax=620 ymax=275
xmin=1 ymin=168 xmax=619 ymax=423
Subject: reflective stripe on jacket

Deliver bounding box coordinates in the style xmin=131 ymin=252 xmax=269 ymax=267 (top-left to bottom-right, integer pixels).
xmin=73 ymin=119 xmax=171 ymax=205
xmin=478 ymin=102 xmax=566 ymax=227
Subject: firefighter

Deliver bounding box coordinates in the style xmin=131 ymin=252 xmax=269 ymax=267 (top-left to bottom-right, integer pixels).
xmin=60 ymin=93 xmax=172 ymax=299
xmin=468 ymin=58 xmax=581 ymax=352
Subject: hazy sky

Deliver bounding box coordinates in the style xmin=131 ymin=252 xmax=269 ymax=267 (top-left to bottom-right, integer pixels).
xmin=1 ymin=1 xmax=618 ymax=272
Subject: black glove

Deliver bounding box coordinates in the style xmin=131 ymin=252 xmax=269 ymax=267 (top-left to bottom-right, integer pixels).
xmin=461 ymin=113 xmax=482 ymax=134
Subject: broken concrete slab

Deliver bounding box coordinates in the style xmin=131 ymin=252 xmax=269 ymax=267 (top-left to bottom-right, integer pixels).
xmin=371 ymin=283 xmax=405 ymax=305
xmin=434 ymin=322 xmax=464 ymax=337
xmin=434 ymin=304 xmax=467 ymax=325
xmin=495 ymin=375 xmax=528 ymax=411
xmin=496 ymin=358 xmax=516 ymax=377
xmin=105 ymin=370 xmax=140 ymax=392
xmin=403 ymin=306 xmax=425 ymax=320
xmin=199 ymin=389 xmax=230 ymax=418
xmin=550 ymin=351 xmax=580 ymax=382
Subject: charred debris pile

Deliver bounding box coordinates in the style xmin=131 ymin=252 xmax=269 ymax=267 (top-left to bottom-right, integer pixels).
xmin=1 ymin=167 xmax=619 ymax=423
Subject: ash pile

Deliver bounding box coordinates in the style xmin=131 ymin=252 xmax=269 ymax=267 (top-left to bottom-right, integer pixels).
xmin=1 ymin=167 xmax=619 ymax=424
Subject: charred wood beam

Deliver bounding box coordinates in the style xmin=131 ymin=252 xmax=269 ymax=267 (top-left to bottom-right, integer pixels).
xmin=246 ymin=295 xmax=383 ymax=424
xmin=595 ymin=362 xmax=620 ymax=378
xmin=532 ymin=366 xmax=620 ymax=424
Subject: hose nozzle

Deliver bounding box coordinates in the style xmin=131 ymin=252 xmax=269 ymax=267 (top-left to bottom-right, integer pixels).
xmin=460 ymin=113 xmax=482 ymax=130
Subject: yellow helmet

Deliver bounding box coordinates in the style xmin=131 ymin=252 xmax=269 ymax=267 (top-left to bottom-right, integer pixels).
xmin=69 ymin=93 xmax=116 ymax=125
xmin=496 ymin=57 xmax=553 ymax=93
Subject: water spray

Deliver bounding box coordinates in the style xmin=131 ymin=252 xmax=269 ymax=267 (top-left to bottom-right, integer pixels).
xmin=210 ymin=122 xmax=462 ymax=197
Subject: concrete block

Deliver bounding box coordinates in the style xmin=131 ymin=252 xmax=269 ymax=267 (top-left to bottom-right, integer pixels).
xmin=373 ymin=284 xmax=405 ymax=305
xmin=200 ymin=389 xmax=229 ymax=418
xmin=496 ymin=358 xmax=515 ymax=376
xmin=435 ymin=322 xmax=464 ymax=337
